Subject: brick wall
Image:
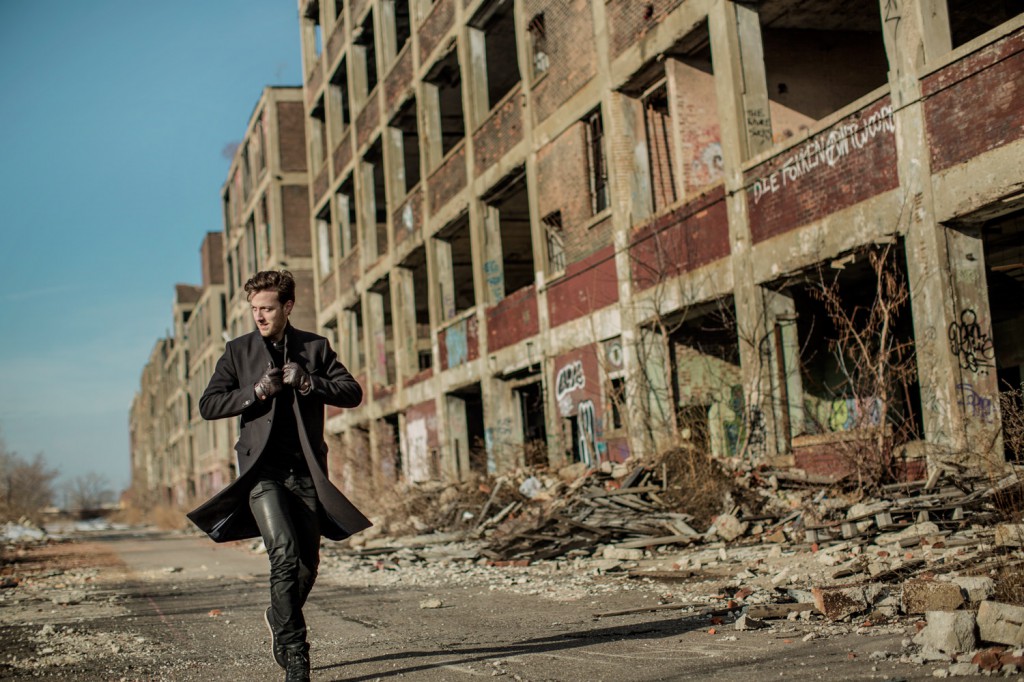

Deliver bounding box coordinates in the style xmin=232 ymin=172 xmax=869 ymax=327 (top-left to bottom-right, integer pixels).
xmin=630 ymin=187 xmax=729 ymax=290
xmin=924 ymin=27 xmax=1024 ymax=173
xmin=282 ymin=184 xmax=313 ymax=257
xmin=428 ymin=143 xmax=467 ymax=213
xmin=744 ymin=96 xmax=899 ymax=244
xmin=385 ymin=48 xmax=414 ymax=115
xmin=356 ymin=89 xmax=381 ymax=150
xmin=535 ymin=121 xmax=610 ymax=262
xmin=313 ymin=165 xmax=330 ymax=206
xmin=473 ymin=87 xmax=524 ymax=175
xmin=392 ymin=187 xmax=423 ymax=248
xmin=552 ymin=345 xmax=602 ymax=419
xmin=606 ymin=0 xmax=685 ymax=59
xmin=320 ymin=269 xmax=337 ymax=309
xmin=437 ymin=315 xmax=480 ymax=369
xmin=291 ymin=268 xmax=316 ymax=331
xmin=524 ymin=0 xmax=597 ymax=124
xmin=277 ymin=101 xmax=308 ymax=173
xmin=546 ymin=245 xmax=619 ymax=328
xmin=306 ymin=61 xmax=323 ymax=105
xmin=486 ymin=285 xmax=539 ymax=351
xmin=333 ymin=129 xmax=353 ymax=177
xmin=419 ymin=0 xmax=455 ymax=65
xmin=671 ymin=60 xmax=723 ymax=194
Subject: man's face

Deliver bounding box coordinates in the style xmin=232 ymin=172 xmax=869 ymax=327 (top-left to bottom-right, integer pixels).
xmin=250 ymin=290 xmax=293 ymax=341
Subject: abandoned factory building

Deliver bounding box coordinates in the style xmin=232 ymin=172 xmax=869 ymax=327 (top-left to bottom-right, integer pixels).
xmin=131 ymin=0 xmax=1024 ymax=511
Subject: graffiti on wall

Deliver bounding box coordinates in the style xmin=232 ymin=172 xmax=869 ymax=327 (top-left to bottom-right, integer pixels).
xmin=484 ymin=260 xmax=504 ymax=304
xmin=556 ymin=360 xmax=586 ymax=416
xmin=957 ymin=382 xmax=996 ymax=424
xmin=948 ymin=309 xmax=995 ymax=374
xmin=577 ymin=400 xmax=598 ymax=466
xmin=751 ymin=105 xmax=895 ymax=204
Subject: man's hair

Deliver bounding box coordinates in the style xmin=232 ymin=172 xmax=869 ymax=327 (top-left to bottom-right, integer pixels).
xmin=244 ymin=270 xmax=296 ymax=304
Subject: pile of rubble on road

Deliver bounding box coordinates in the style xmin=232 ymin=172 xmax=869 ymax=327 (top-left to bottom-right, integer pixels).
xmin=329 ymin=449 xmax=1024 ymax=676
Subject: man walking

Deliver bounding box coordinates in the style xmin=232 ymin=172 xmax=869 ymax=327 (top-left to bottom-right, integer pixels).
xmin=187 ymin=270 xmax=370 ymax=681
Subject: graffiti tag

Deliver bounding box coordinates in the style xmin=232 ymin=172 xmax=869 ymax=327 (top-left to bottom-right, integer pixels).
xmin=956 ymin=382 xmax=996 ymax=424
xmin=556 ymin=360 xmax=586 ymax=399
xmin=948 ymin=309 xmax=995 ymax=374
xmin=578 ymin=400 xmax=598 ymax=467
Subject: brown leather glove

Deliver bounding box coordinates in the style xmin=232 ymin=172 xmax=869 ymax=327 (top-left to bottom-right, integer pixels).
xmin=282 ymin=362 xmax=312 ymax=395
xmin=255 ymin=367 xmax=284 ymax=400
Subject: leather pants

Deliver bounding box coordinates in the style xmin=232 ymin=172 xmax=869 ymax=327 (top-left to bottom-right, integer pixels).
xmin=249 ymin=468 xmax=321 ymax=648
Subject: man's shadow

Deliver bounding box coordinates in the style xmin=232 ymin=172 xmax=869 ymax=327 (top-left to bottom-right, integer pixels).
xmin=318 ymin=610 xmax=714 ymax=681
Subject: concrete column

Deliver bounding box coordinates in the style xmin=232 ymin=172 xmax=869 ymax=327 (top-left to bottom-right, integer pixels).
xmin=881 ymin=0 xmax=999 ymax=461
xmin=393 ymin=265 xmax=418 ymax=379
xmin=709 ymin=0 xmax=781 ymax=463
xmin=367 ymin=289 xmax=388 ymax=387
xmin=446 ymin=394 xmax=470 ymax=480
xmin=481 ymin=205 xmax=505 ymax=304
xmin=358 ymin=160 xmax=378 ymax=262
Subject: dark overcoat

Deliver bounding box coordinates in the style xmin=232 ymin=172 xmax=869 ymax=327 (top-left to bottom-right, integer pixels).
xmin=186 ymin=324 xmax=372 ymax=543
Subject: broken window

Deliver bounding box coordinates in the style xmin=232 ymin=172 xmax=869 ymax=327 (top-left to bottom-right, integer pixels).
xmin=378 ymin=413 xmax=403 ymax=482
xmin=309 ymin=98 xmax=327 ymax=170
xmin=336 ymin=177 xmax=357 ymax=257
xmin=245 ymin=216 xmax=258 ymax=277
xmin=368 ymin=277 xmax=396 ymax=386
xmin=316 ymin=203 xmax=333 ymax=277
xmin=389 ymin=98 xmax=421 ymax=195
xmin=240 ymin=144 xmax=253 ymax=199
xmin=328 ymin=58 xmax=351 ymax=143
xmin=542 ymin=211 xmax=565 ymax=275
xmin=343 ymin=302 xmax=365 ymax=373
xmin=483 ymin=170 xmax=535 ymax=300
xmin=332 ymin=0 xmax=344 ymax=20
xmin=434 ymin=214 xmax=475 ymax=321
xmin=360 ymin=139 xmax=388 ymax=260
xmin=643 ymin=84 xmax=678 ymax=211
xmin=584 ymin=108 xmax=609 ymax=214
xmin=468 ymin=0 xmax=521 ymax=117
xmin=354 ymin=10 xmax=378 ymax=98
xmin=423 ymin=49 xmax=465 ymax=167
xmin=527 ymin=13 xmax=549 ymax=80
xmin=253 ymin=113 xmax=266 ymax=174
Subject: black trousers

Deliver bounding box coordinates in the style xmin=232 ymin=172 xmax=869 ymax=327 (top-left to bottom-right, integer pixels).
xmin=249 ymin=467 xmax=320 ymax=648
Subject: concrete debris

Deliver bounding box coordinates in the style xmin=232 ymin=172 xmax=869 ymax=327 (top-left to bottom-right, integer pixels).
xmin=951 ymin=576 xmax=994 ymax=604
xmin=713 ymin=514 xmax=748 ymax=542
xmin=901 ymin=579 xmax=966 ymax=614
xmin=733 ymin=614 xmax=766 ymax=630
xmin=812 ymin=586 xmax=868 ymax=621
xmin=913 ymin=611 xmax=977 ymax=655
xmin=419 ymin=598 xmax=444 ymax=609
xmin=977 ymin=600 xmax=1024 ymax=646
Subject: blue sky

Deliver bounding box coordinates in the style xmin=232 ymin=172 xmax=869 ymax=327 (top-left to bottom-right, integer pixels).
xmin=0 ymin=2 xmax=302 ymax=496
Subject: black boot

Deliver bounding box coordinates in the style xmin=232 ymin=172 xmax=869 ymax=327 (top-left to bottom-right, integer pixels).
xmin=285 ymin=643 xmax=310 ymax=682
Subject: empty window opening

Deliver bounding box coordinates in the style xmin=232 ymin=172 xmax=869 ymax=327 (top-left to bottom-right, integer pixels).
xmin=322 ymin=316 xmax=338 ymax=354
xmin=424 ymin=49 xmax=465 ymax=160
xmin=759 ymin=2 xmax=888 ymax=139
xmin=316 ymin=203 xmax=334 ymax=277
xmin=363 ymin=139 xmax=388 ymax=259
xmin=517 ymin=381 xmax=548 ymax=467
xmin=254 ymin=113 xmax=267 ymax=173
xmin=485 ymin=171 xmax=535 ymax=297
xmin=469 ymin=0 xmax=521 ymax=112
xmin=434 ymin=214 xmax=476 ymax=321
xmin=310 ymin=98 xmax=328 ymax=170
xmin=542 ymin=211 xmax=565 ymax=275
xmin=344 ymin=303 xmax=365 ymax=372
xmin=336 ymin=177 xmax=357 ymax=257
xmin=948 ymin=0 xmax=1022 ymax=49
xmin=643 ymin=84 xmax=677 ymax=211
xmin=786 ymin=245 xmax=923 ymax=471
xmin=981 ymin=209 xmax=1024 ymax=460
xmin=584 ymin=108 xmax=609 ymax=214
xmin=328 ymin=59 xmax=351 ymax=142
xmin=666 ymin=301 xmax=742 ymax=459
xmin=355 ymin=10 xmax=378 ymax=96
xmin=369 ymin=277 xmax=396 ymax=386
xmin=527 ymin=13 xmax=548 ymax=80
xmin=333 ymin=0 xmax=344 ymax=20
xmin=245 ymin=216 xmax=258 ymax=277
xmin=389 ymin=0 xmax=412 ymax=56
xmin=608 ymin=376 xmax=626 ymax=430
xmin=379 ymin=414 xmax=403 ymax=482
xmin=448 ymin=384 xmax=487 ymax=479
xmin=302 ymin=1 xmax=323 ymax=66
xmin=400 ymin=247 xmax=432 ymax=374
xmin=259 ymin=195 xmax=271 ymax=263
xmin=390 ymin=98 xmax=421 ymax=194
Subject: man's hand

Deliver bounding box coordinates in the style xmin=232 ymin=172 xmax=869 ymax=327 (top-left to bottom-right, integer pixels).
xmin=282 ymin=362 xmax=312 ymax=395
xmin=255 ymin=367 xmax=284 ymax=401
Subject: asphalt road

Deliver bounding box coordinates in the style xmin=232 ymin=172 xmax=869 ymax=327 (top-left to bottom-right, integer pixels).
xmin=1 ymin=529 xmax=955 ymax=681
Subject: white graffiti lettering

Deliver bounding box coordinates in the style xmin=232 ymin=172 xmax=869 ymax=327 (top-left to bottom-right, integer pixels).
xmin=556 ymin=360 xmax=586 ymax=400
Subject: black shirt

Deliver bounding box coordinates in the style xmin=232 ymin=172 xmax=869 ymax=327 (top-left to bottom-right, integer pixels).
xmin=258 ymin=337 xmax=309 ymax=477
